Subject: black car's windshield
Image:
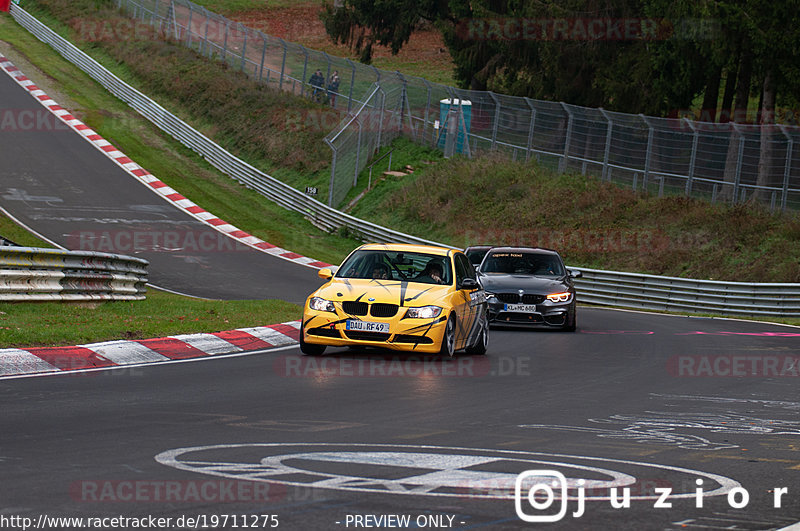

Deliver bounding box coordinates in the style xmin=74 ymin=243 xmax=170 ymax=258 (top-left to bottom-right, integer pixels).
xmin=481 ymin=252 xmax=565 ymax=277
xmin=465 ymin=248 xmax=490 ymax=266
xmin=337 ymin=250 xmax=452 ymax=285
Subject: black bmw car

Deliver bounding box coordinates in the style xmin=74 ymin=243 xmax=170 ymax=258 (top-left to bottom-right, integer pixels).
xmin=477 ymin=247 xmax=581 ymax=331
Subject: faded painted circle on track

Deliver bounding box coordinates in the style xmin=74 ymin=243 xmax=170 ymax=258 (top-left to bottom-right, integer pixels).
xmin=155 ymin=443 xmax=740 ymax=501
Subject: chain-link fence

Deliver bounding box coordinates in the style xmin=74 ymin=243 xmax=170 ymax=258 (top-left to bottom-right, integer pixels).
xmin=117 ymin=0 xmax=800 ymax=211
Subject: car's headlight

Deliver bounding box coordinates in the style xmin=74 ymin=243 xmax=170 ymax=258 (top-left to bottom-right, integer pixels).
xmin=404 ymin=305 xmax=443 ymax=319
xmin=484 ymin=292 xmax=496 ymax=300
xmin=309 ymin=296 xmax=336 ymax=312
xmin=546 ymin=292 xmax=572 ymax=303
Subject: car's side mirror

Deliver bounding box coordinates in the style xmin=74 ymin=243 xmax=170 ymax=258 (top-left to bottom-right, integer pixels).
xmin=318 ymin=268 xmax=334 ymax=280
xmin=460 ymin=278 xmax=479 ymax=290
xmin=568 ymin=269 xmax=582 ymax=278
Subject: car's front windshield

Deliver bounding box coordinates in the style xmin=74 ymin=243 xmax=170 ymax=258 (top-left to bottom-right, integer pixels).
xmin=336 ymin=250 xmax=452 ymax=285
xmin=481 ymin=252 xmax=565 ymax=277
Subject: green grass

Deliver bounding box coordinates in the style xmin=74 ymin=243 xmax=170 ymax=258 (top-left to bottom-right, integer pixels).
xmin=0 ymin=212 xmax=53 ymax=248
xmin=190 ymin=0 xmax=303 ymax=14
xmin=0 ymin=6 xmax=360 ymax=265
xmin=0 ymin=289 xmax=301 ymax=348
xmin=351 ymin=152 xmax=800 ymax=284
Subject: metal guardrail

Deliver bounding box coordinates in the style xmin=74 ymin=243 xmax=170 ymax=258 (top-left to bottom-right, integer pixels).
xmin=11 ymin=5 xmax=800 ymax=318
xmin=0 ymin=247 xmax=148 ymax=301
xmin=574 ymin=268 xmax=800 ymax=317
xmin=10 ymin=4 xmax=448 ymax=248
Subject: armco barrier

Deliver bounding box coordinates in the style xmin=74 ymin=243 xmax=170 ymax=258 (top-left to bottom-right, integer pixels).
xmin=10 ymin=5 xmax=800 ymax=318
xmin=0 ymin=247 xmax=148 ymax=301
xmin=574 ymin=268 xmax=800 ymax=317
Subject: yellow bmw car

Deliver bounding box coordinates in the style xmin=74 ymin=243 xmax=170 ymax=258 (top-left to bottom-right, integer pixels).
xmin=300 ymin=244 xmax=488 ymax=356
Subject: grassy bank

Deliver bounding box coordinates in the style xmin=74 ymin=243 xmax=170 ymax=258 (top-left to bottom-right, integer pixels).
xmin=351 ymin=155 xmax=800 ymax=283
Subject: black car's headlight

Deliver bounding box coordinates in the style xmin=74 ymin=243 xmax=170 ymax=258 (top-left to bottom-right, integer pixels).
xmin=309 ymin=296 xmax=336 ymax=312
xmin=404 ymin=305 xmax=443 ymax=319
xmin=546 ymin=292 xmax=572 ymax=303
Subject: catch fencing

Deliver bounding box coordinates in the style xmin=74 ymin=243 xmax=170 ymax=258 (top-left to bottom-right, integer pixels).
xmin=113 ymin=0 xmax=800 ymax=210
xmin=13 ymin=4 xmax=800 ymax=318
xmin=0 ymin=247 xmax=148 ymax=301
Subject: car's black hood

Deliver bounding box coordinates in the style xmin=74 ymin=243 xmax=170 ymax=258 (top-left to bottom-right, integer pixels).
xmin=479 ymin=273 xmax=570 ymax=294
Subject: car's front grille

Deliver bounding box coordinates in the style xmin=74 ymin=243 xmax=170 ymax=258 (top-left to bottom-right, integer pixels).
xmin=343 ymin=331 xmax=390 ymax=342
xmin=307 ymin=327 xmax=341 ymax=338
xmin=370 ymin=303 xmax=398 ymax=318
xmin=392 ymin=334 xmax=434 ymax=344
xmin=522 ymin=294 xmax=545 ymax=304
xmin=496 ymin=293 xmax=519 ymax=304
xmin=342 ymin=301 xmax=368 ymax=316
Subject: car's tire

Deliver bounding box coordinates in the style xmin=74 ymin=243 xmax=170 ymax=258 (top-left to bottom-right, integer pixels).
xmin=563 ymin=308 xmax=577 ymax=332
xmin=439 ymin=315 xmax=456 ymax=357
xmin=465 ymin=314 xmax=488 ymax=355
xmin=299 ymin=331 xmax=326 ymax=356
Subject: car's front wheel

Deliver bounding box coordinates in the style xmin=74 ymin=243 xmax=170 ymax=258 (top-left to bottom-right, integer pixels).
xmin=299 ymin=331 xmax=326 ymax=356
xmin=465 ymin=314 xmax=488 ymax=355
xmin=563 ymin=308 xmax=577 ymax=332
xmin=439 ymin=315 xmax=456 ymax=357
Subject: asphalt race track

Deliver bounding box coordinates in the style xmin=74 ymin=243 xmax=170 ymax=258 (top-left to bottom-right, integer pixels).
xmin=0 ymin=71 xmax=321 ymax=302
xmin=2 ymin=50 xmax=800 ymax=531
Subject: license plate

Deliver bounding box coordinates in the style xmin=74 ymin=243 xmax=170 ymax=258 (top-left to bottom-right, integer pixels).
xmin=504 ymin=304 xmax=538 ymax=313
xmin=346 ymin=320 xmax=390 ymax=333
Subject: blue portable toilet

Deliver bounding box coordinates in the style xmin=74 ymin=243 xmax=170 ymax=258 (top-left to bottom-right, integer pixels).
xmin=437 ymin=99 xmax=472 ymax=154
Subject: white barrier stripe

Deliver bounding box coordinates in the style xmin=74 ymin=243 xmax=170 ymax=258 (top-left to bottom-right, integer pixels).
xmin=81 ymin=341 xmax=169 ymax=364
xmin=282 ymin=321 xmax=302 ymax=329
xmin=236 ymin=327 xmax=296 ymax=346
xmin=0 ymin=350 xmax=59 ymax=376
xmin=168 ymin=333 xmax=242 ymax=355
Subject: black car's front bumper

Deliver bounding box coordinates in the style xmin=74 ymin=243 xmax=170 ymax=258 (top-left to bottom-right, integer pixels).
xmin=486 ymin=296 xmax=572 ymax=327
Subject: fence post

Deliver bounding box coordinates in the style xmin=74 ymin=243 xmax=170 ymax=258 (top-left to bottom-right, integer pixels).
xmin=376 ymin=87 xmax=386 ymax=149
xmin=684 ymin=118 xmax=698 ymax=196
xmin=489 ymin=92 xmax=501 ymax=151
xmin=524 ymin=98 xmax=536 ymax=163
xmin=201 ymin=8 xmax=210 ymax=56
xmin=598 ymin=108 xmax=613 ymax=181
xmin=326 ymin=139 xmax=337 ymax=207
xmin=559 ymin=102 xmax=573 ymax=173
xmin=731 ymin=122 xmax=744 ymax=204
xmin=278 ymin=39 xmax=287 ymax=91
xmin=779 ymin=124 xmax=793 ymax=212
xmin=300 ymin=47 xmax=309 ymax=97
xmin=346 ymin=58 xmax=356 ymax=113
xmin=185 ymin=4 xmax=193 ymax=47
xmin=640 ymin=114 xmax=654 ymax=191
xmin=258 ymin=32 xmax=267 ymax=81
xmin=239 ymin=25 xmax=248 ymax=72
xmin=422 ymin=79 xmax=433 ymax=145
xmin=222 ymin=18 xmax=229 ymax=61
xmin=354 ymin=118 xmax=363 ymax=187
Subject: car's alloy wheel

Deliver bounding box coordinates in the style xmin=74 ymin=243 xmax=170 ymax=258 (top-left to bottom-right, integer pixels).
xmin=466 ymin=315 xmax=488 ymax=355
xmin=563 ymin=308 xmax=577 ymax=332
xmin=439 ymin=315 xmax=456 ymax=357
